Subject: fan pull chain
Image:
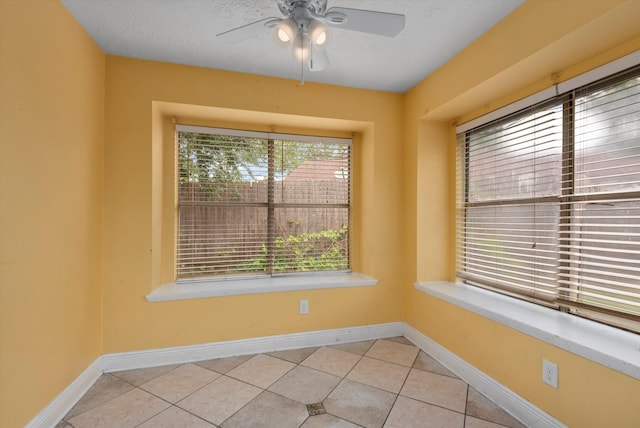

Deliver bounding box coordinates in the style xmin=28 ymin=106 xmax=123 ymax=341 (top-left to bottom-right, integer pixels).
xmin=300 ymin=34 xmax=305 ymax=85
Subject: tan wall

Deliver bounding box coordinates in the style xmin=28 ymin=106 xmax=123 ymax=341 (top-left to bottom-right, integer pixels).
xmin=402 ymin=1 xmax=640 ymax=426
xmin=102 ymin=57 xmax=404 ymax=353
xmin=0 ymin=1 xmax=105 ymax=426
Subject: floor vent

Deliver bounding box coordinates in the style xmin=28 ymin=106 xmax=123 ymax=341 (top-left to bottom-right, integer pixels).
xmin=306 ymin=402 xmax=326 ymax=416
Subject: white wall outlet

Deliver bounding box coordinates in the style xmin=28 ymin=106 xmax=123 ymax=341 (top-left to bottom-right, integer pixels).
xmin=299 ymin=299 xmax=309 ymax=315
xmin=542 ymin=359 xmax=558 ymax=389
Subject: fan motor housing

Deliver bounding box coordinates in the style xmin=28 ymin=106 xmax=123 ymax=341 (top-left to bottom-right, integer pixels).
xmin=277 ymin=0 xmax=328 ymax=17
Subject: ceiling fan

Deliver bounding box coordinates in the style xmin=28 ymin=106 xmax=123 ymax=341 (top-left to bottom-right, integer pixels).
xmin=217 ymin=0 xmax=405 ymax=73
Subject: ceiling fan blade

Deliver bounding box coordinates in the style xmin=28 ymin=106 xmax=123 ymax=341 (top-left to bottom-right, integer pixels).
xmin=217 ymin=17 xmax=281 ymax=43
xmin=309 ymin=47 xmax=330 ymax=71
xmin=325 ymin=7 xmax=405 ymax=37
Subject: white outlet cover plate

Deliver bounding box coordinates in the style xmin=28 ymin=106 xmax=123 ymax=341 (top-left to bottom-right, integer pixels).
xmin=299 ymin=299 xmax=309 ymax=314
xmin=542 ymin=359 xmax=558 ymax=388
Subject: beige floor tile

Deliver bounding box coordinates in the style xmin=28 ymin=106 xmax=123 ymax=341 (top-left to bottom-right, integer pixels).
xmin=300 ymin=346 xmax=361 ymax=377
xmin=111 ymin=364 xmax=181 ymax=386
xmin=301 ymin=413 xmax=361 ymax=428
xmin=385 ymin=336 xmax=414 ymax=345
xmin=64 ymin=374 xmax=134 ymax=420
xmin=267 ymin=347 xmax=318 ymax=363
xmin=366 ymin=339 xmax=420 ymax=367
xmin=465 ymin=415 xmax=514 ymax=428
xmin=140 ymin=363 xmax=220 ymax=403
xmin=195 ymin=355 xmax=253 ymax=374
xmin=466 ymin=387 xmax=526 ymax=428
xmin=400 ymin=368 xmax=468 ymax=413
xmin=226 ymin=354 xmax=295 ymax=388
xmin=330 ymin=339 xmax=375 ymax=355
xmin=137 ymin=406 xmax=216 ymax=427
xmin=384 ymin=395 xmax=465 ymax=428
xmin=55 ymin=420 xmax=73 ymax=428
xmin=412 ymin=351 xmax=459 ymax=379
xmin=323 ymin=379 xmax=396 ymax=428
xmin=178 ymin=375 xmax=261 ymax=425
xmin=346 ymin=356 xmax=410 ymax=393
xmin=222 ymin=390 xmax=308 ymax=428
xmin=68 ymin=388 xmax=170 ymax=428
xmin=269 ymin=365 xmax=341 ymax=404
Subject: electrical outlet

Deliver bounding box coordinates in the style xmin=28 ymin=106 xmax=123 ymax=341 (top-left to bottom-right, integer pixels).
xmin=542 ymin=359 xmax=558 ymax=389
xmin=299 ymin=299 xmax=309 ymax=315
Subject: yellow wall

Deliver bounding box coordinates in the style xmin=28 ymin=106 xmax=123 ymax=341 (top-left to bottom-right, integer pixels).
xmin=406 ymin=293 xmax=640 ymax=426
xmin=402 ymin=1 xmax=640 ymax=426
xmin=102 ymin=57 xmax=404 ymax=352
xmin=0 ymin=1 xmax=105 ymax=427
xmin=3 ymin=0 xmax=640 ymax=426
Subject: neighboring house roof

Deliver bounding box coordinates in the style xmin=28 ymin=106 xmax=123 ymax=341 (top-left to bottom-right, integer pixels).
xmin=285 ymin=159 xmax=348 ymax=181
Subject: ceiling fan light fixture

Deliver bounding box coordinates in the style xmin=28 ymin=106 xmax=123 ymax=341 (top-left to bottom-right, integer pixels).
xmin=315 ymin=31 xmax=327 ymax=45
xmin=273 ymin=18 xmax=296 ymax=47
xmin=292 ymin=33 xmax=310 ymax=61
xmin=308 ymin=19 xmax=330 ymax=48
xmin=278 ymin=28 xmax=291 ymax=42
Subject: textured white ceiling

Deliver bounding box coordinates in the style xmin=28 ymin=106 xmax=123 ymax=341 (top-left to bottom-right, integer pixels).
xmin=60 ymin=0 xmax=524 ymax=93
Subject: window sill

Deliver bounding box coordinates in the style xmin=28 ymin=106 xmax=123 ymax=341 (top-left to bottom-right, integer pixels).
xmin=415 ymin=281 xmax=640 ymax=381
xmin=146 ymin=272 xmax=377 ymax=302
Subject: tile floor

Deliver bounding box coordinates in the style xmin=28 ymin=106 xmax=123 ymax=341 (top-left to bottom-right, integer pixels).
xmin=56 ymin=337 xmax=526 ymax=428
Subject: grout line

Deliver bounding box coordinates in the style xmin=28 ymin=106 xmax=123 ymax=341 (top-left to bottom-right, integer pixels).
xmin=63 ymin=373 xmax=137 ymax=423
xmin=374 ymin=340 xmax=421 ymax=426
xmin=217 ymin=384 xmax=266 ymax=427
xmin=164 ymin=403 xmax=218 ymax=428
xmin=463 ymin=383 xmax=470 ymax=427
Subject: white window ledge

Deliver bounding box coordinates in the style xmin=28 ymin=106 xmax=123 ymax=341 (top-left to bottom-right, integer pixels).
xmin=415 ymin=281 xmax=640 ymax=381
xmin=147 ymin=272 xmax=377 ymax=302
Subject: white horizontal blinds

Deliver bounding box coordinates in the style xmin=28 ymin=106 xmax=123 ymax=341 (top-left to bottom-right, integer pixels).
xmin=177 ymin=132 xmax=269 ymax=278
xmin=273 ymin=139 xmax=350 ymax=273
xmin=455 ymin=133 xmax=467 ymax=284
xmin=457 ymin=100 xmax=564 ymax=301
xmin=558 ymin=69 xmax=640 ymax=322
xmin=176 ymin=128 xmax=351 ymax=279
xmin=457 ymin=64 xmax=640 ymax=332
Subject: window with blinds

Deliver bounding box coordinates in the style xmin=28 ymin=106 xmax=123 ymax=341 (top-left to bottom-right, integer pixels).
xmin=457 ymin=66 xmax=640 ymax=333
xmin=176 ymin=126 xmax=351 ymax=280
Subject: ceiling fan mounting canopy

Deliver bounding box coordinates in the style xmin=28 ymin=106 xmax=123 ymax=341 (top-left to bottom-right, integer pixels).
xmin=217 ymin=0 xmax=405 ymax=72
xmin=276 ymin=0 xmax=328 ymax=18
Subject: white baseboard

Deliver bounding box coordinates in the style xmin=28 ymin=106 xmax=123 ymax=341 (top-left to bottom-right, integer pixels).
xmin=403 ymin=324 xmax=566 ymax=428
xmin=28 ymin=321 xmax=560 ymax=428
xmin=25 ymin=358 xmax=102 ymax=428
xmin=101 ymin=322 xmax=404 ymax=372
xmin=28 ymin=322 xmax=402 ymax=427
